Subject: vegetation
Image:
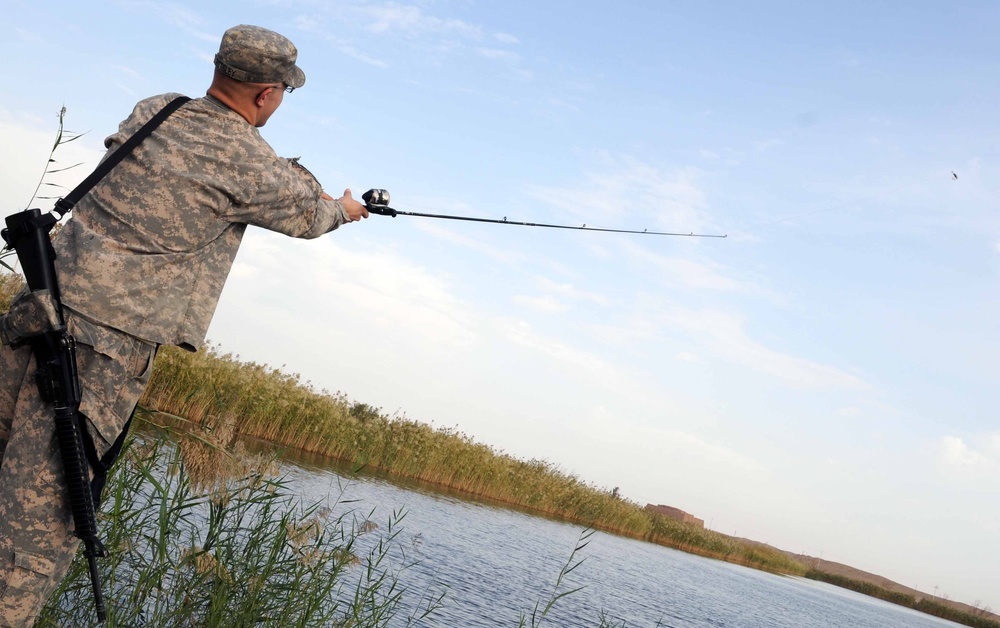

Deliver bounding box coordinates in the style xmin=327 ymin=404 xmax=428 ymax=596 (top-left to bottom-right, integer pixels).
xmin=0 ymin=270 xmax=22 ymax=309
xmin=36 ymin=418 xmax=443 ymax=627
xmin=805 ymin=571 xmax=1000 ymax=628
xmin=141 ymin=343 xmax=806 ymax=576
xmin=519 ymin=529 xmax=595 ymax=628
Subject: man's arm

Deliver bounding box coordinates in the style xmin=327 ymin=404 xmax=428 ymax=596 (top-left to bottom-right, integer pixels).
xmin=217 ymin=156 xmax=368 ymax=239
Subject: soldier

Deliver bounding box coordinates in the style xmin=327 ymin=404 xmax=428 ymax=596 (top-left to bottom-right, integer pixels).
xmin=0 ymin=24 xmax=368 ymax=625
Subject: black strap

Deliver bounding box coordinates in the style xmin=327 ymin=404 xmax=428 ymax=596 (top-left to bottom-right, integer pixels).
xmin=54 ymin=96 xmax=191 ymax=217
xmin=78 ymin=406 xmax=138 ymax=507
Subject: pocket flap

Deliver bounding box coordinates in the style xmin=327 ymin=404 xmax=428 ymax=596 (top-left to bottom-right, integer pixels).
xmin=13 ymin=551 xmax=56 ymax=577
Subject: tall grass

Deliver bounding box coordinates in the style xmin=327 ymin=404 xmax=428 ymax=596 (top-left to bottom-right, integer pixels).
xmin=140 ymin=344 xmax=805 ymax=576
xmin=805 ymin=571 xmax=1000 ymax=628
xmin=36 ymin=419 xmax=443 ymax=627
xmin=519 ymin=528 xmax=595 ymax=628
xmin=0 ymin=271 xmax=23 ymax=309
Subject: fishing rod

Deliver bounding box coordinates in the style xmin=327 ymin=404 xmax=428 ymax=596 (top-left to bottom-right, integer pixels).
xmin=361 ymin=189 xmax=727 ymax=238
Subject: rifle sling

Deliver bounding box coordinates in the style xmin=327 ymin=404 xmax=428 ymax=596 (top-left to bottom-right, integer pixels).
xmin=51 ymin=97 xmax=189 ymax=501
xmin=54 ymin=96 xmax=191 ymax=216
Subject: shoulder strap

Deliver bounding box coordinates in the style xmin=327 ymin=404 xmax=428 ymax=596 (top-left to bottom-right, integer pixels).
xmin=54 ymin=96 xmax=192 ymax=217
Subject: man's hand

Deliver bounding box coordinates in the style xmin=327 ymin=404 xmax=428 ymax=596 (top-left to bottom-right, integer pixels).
xmin=327 ymin=188 xmax=368 ymax=222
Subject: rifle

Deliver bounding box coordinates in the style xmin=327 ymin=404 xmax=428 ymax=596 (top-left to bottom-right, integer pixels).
xmin=0 ymin=95 xmax=189 ymax=624
xmin=2 ymin=208 xmax=107 ymax=623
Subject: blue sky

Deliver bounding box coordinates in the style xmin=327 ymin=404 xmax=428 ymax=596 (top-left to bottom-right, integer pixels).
xmin=3 ymin=0 xmax=999 ymax=611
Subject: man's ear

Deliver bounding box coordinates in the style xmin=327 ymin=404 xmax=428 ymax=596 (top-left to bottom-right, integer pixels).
xmin=256 ymin=87 xmax=273 ymax=107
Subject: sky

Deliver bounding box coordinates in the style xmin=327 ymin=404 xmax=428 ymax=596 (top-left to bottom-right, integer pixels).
xmin=2 ymin=0 xmax=999 ymax=612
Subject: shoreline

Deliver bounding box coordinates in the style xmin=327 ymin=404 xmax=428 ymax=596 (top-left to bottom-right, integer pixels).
xmin=145 ymin=406 xmax=1000 ymax=628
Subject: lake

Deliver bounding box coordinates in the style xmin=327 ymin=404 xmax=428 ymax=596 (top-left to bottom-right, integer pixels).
xmin=278 ymin=451 xmax=965 ymax=628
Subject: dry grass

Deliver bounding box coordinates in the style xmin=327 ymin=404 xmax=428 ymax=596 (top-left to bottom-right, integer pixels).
xmin=140 ymin=344 xmax=806 ymax=575
xmin=0 ymin=271 xmax=24 ymax=309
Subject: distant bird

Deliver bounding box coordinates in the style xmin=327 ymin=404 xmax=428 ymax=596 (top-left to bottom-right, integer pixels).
xmin=952 ymin=171 xmax=958 ymax=180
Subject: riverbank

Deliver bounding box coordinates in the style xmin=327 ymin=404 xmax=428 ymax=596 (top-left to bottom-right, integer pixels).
xmin=137 ymin=343 xmax=998 ymax=628
xmin=790 ymin=554 xmax=1000 ymax=627
xmin=140 ymin=344 xmax=803 ymax=576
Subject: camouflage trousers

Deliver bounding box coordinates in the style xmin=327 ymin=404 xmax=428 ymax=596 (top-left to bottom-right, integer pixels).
xmin=0 ymin=310 xmax=156 ymax=627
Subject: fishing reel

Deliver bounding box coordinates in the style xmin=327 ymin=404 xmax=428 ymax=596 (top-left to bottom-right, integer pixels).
xmin=362 ymin=188 xmax=396 ymax=216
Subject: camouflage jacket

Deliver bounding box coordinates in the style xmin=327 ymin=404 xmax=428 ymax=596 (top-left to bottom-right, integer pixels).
xmin=53 ymin=93 xmax=350 ymax=351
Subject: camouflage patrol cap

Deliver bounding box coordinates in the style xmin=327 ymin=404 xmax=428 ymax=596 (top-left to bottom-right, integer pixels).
xmin=214 ymin=25 xmax=306 ymax=89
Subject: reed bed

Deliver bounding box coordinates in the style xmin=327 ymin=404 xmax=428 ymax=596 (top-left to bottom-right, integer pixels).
xmin=805 ymin=571 xmax=1000 ymax=628
xmin=140 ymin=344 xmax=805 ymax=576
xmin=36 ymin=426 xmax=442 ymax=627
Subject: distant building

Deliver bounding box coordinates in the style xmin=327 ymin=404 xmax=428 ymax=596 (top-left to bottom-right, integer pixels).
xmin=645 ymin=504 xmax=705 ymax=528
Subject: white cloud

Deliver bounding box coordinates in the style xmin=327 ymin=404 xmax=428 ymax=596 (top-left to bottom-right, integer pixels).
xmin=231 ymin=233 xmax=480 ymax=351
xmin=512 ymin=294 xmax=566 ymax=313
xmin=940 ymin=436 xmax=999 ymax=475
xmin=189 ymin=46 xmax=216 ymax=65
xmin=411 ymin=220 xmax=527 ymax=265
xmin=115 ymin=83 xmax=139 ymax=98
xmin=570 ymin=409 xmax=768 ymax=502
xmin=476 ymin=47 xmax=520 ymax=62
xmin=502 ymin=319 xmax=606 ymax=374
xmin=332 ymin=44 xmax=390 ymax=69
xmin=359 ymin=3 xmax=482 ymax=40
xmin=620 ymin=243 xmax=756 ymax=293
xmin=989 ymin=432 xmax=1000 ymax=455
xmin=112 ymin=65 xmax=143 ymax=80
xmin=116 ymin=1 xmax=214 ymax=41
xmin=292 ymin=16 xmax=389 ymax=68
xmin=661 ymin=307 xmax=868 ymax=390
xmin=667 ymin=429 xmax=765 ymax=474
xmin=527 ymin=155 xmax=714 ymax=235
xmin=534 ymin=277 xmax=609 ymax=306
xmin=287 ymin=2 xmax=527 ymax=73
xmin=495 ymin=317 xmax=686 ymax=414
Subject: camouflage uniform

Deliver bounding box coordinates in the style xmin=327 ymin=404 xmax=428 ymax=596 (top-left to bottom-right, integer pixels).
xmin=0 ymin=25 xmax=350 ymax=624
xmin=0 ymin=312 xmax=155 ymax=624
xmin=55 ymin=90 xmax=348 ymax=355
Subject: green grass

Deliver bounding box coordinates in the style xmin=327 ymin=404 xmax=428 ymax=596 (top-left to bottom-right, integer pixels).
xmin=36 ymin=420 xmax=443 ymax=627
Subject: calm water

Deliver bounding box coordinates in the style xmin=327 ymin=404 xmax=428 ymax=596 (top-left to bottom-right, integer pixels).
xmin=277 ymin=454 xmax=963 ymax=628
